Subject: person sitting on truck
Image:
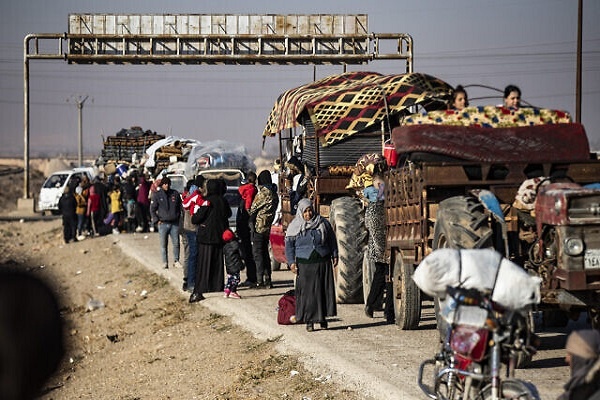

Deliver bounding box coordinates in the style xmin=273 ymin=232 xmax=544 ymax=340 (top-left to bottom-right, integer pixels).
xmin=502 ymin=84 xmax=522 ymax=109
xmin=449 ymin=85 xmax=469 ymax=111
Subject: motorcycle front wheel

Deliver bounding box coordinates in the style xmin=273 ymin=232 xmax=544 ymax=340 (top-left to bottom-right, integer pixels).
xmin=478 ymin=378 xmax=540 ymax=400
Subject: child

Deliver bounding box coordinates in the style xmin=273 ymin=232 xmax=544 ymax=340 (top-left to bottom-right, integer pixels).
xmin=108 ymin=183 xmax=123 ymax=234
xmin=74 ymin=185 xmax=87 ymax=240
xmin=222 ymin=228 xmax=245 ymax=299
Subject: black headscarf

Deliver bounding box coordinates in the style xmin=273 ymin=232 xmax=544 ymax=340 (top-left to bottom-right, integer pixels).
xmin=257 ymin=170 xmax=272 ymax=186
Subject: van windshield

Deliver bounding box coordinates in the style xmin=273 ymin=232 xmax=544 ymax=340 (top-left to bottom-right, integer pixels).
xmin=42 ymin=173 xmax=69 ymax=189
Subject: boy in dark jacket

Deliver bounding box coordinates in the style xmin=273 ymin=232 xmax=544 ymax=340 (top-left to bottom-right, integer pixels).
xmin=222 ymin=229 xmax=245 ymax=299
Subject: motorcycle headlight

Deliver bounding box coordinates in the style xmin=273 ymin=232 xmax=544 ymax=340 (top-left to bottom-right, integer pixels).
xmin=564 ymin=237 xmax=584 ymax=256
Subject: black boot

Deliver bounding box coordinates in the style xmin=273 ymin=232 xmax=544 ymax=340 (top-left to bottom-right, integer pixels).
xmin=189 ymin=292 xmax=205 ymax=303
xmin=320 ymin=320 xmax=328 ymax=329
xmin=265 ymin=276 xmax=273 ymax=289
xmin=306 ymin=322 xmax=314 ymax=332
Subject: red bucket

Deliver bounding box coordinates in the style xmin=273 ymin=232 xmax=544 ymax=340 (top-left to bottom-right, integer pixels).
xmin=383 ymin=142 xmax=398 ymax=167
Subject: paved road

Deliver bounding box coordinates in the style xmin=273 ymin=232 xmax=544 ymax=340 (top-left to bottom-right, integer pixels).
xmin=115 ymin=231 xmax=574 ymax=400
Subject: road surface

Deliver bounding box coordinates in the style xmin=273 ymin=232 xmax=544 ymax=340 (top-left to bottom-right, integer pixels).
xmin=116 ymin=231 xmax=574 ymax=400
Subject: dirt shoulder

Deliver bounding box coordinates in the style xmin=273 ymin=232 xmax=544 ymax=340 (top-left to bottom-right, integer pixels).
xmin=0 ymin=218 xmax=363 ymax=400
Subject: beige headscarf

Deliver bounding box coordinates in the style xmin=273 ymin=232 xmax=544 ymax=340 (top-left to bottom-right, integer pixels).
xmin=566 ymin=330 xmax=600 ymax=360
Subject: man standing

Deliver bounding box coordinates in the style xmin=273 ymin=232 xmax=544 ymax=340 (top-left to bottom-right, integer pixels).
xmin=249 ymin=170 xmax=278 ymax=288
xmin=150 ymin=176 xmax=183 ymax=269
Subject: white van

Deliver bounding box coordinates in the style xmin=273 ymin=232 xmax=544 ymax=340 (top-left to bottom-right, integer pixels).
xmin=38 ymin=167 xmax=96 ymax=215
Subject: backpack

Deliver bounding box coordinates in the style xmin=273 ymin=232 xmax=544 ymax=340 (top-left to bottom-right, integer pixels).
xmin=277 ymin=290 xmax=297 ymax=325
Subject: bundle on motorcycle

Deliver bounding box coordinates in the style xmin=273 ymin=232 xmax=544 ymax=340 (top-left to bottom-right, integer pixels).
xmin=413 ymin=248 xmax=541 ymax=400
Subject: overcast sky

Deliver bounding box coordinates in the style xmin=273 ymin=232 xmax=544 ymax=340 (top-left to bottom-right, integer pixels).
xmin=1 ymin=0 xmax=599 ymax=159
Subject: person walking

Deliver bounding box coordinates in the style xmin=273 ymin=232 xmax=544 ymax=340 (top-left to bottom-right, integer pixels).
xmin=189 ymin=179 xmax=231 ymax=303
xmin=236 ymin=171 xmax=258 ymax=286
xmin=222 ymin=228 xmax=244 ymax=299
xmin=248 ymin=170 xmax=278 ymax=288
xmin=150 ymin=176 xmax=183 ymax=269
xmin=285 ymin=198 xmax=338 ymax=332
xmin=58 ymin=185 xmax=78 ymax=244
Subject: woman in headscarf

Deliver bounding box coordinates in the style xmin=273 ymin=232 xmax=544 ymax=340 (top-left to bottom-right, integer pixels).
xmin=189 ymin=179 xmax=231 ymax=303
xmin=559 ymin=329 xmax=600 ymax=400
xmin=285 ymin=198 xmax=338 ymax=332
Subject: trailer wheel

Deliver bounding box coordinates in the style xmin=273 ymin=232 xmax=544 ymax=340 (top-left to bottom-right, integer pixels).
xmin=330 ymin=197 xmax=367 ymax=304
xmin=432 ymin=196 xmax=494 ymax=338
xmin=362 ymin=254 xmax=384 ymax=309
xmin=392 ymin=253 xmax=421 ymax=330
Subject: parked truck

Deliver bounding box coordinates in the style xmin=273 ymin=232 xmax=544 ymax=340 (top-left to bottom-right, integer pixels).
xmin=266 ymin=71 xmax=455 ymax=304
xmin=265 ymin=71 xmax=600 ymax=332
xmin=386 ymin=117 xmax=600 ymax=330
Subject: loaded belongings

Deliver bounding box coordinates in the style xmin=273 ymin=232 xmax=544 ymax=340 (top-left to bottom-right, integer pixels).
xmin=413 ymin=248 xmax=541 ymax=310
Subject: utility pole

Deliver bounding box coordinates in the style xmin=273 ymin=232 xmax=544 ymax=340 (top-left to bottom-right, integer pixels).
xmin=68 ymin=95 xmax=89 ymax=167
xmin=576 ymin=0 xmax=582 ymax=123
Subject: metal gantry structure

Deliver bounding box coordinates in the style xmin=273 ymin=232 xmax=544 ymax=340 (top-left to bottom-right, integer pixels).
xmin=23 ymin=14 xmax=413 ymax=198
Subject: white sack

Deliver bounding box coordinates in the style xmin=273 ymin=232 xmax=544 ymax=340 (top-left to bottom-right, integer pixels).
xmin=413 ymin=248 xmax=541 ymax=310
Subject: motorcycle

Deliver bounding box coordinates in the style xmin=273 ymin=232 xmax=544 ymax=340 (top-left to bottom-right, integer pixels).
xmin=417 ymin=285 xmax=540 ymax=400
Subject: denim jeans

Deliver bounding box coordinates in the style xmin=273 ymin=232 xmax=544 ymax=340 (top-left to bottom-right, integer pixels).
xmin=158 ymin=222 xmax=180 ymax=265
xmin=184 ymin=231 xmax=198 ymax=289
xmin=76 ymin=214 xmax=86 ymax=236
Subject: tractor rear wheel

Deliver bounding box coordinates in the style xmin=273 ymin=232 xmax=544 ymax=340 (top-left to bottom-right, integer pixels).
xmin=330 ymin=197 xmax=367 ymax=304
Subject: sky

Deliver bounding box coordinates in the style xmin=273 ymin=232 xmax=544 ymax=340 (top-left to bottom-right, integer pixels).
xmin=1 ymin=0 xmax=599 ymax=159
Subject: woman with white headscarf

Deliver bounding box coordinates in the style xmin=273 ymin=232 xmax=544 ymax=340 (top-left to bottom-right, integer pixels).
xmin=285 ymin=198 xmax=338 ymax=332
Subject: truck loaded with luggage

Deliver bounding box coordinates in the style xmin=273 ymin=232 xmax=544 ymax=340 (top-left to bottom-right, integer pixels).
xmin=262 ymin=71 xmax=600 ymax=334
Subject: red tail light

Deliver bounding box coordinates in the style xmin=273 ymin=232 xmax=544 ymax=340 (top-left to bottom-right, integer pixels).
xmin=450 ymin=326 xmax=489 ymax=361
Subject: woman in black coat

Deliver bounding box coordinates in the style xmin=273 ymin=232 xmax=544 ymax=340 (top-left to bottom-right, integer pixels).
xmin=189 ymin=179 xmax=231 ymax=303
xmin=58 ymin=185 xmax=78 ymax=243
